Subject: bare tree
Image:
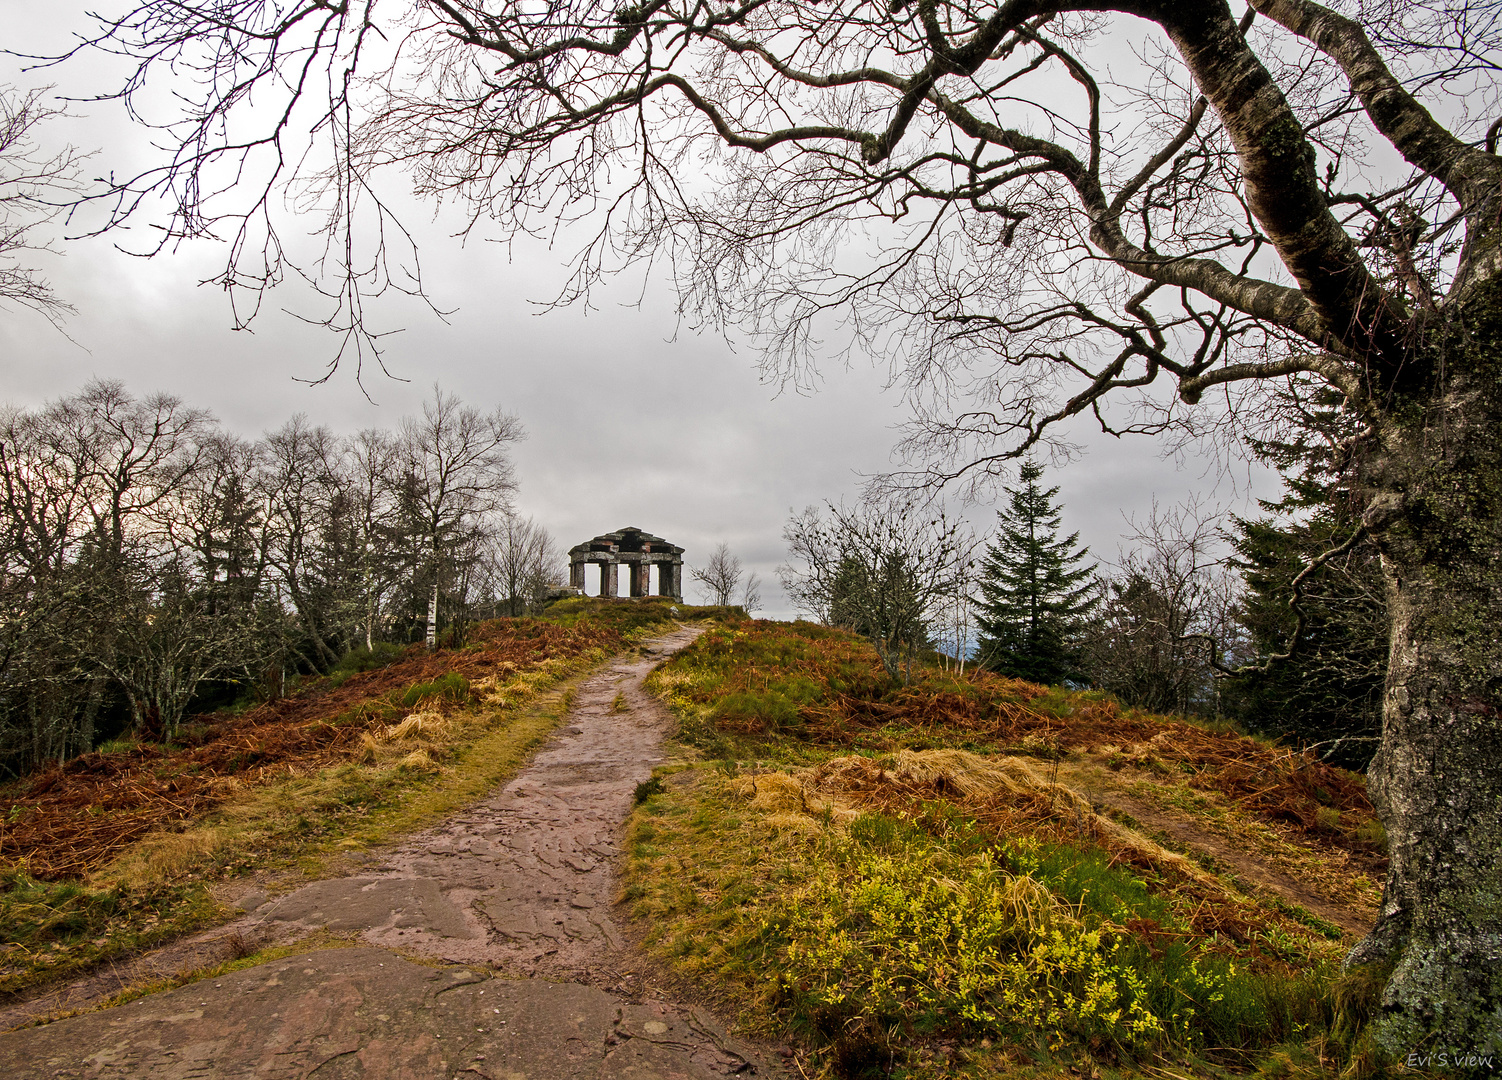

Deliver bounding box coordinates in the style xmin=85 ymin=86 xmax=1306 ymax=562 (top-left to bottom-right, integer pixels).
xmin=489 ymin=514 xmax=563 ymax=616
xmin=0 ymin=86 xmax=84 ymax=324
xmin=781 ymin=500 xmax=972 ymax=683
xmin=933 ymin=552 xmax=977 ymax=675
xmin=344 ymin=427 xmax=404 ymax=649
xmin=740 ymin=570 xmax=762 ymax=616
xmin=60 ymin=0 xmax=1502 ymax=1046
xmin=1082 ymin=501 xmax=1246 ymax=718
xmin=689 ymin=543 xmax=744 ymax=607
xmin=396 ymin=386 xmax=524 ymax=648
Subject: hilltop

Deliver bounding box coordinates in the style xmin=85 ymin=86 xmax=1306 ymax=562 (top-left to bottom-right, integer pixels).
xmin=0 ymin=608 xmax=1390 ymax=1078
xmin=624 ymin=619 xmax=1387 ymax=1078
xmin=0 ymin=598 xmax=726 ymax=1002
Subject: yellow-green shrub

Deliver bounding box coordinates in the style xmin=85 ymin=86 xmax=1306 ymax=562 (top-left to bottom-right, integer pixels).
xmin=766 ymin=824 xmax=1328 ymax=1057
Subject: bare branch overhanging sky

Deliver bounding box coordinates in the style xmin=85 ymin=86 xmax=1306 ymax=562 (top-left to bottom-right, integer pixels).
xmin=0 ymin=2 xmax=1276 ymax=617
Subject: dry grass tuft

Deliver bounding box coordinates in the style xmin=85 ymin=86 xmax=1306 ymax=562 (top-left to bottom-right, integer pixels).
xmin=102 ymin=827 xmax=232 ymax=891
xmin=728 ymin=771 xmax=860 ymax=830
xmin=396 ymin=749 xmax=438 ymax=772
xmin=993 ymin=872 xmax=1073 ymax=936
xmin=745 ymin=772 xmax=809 ymax=814
xmin=383 ymin=711 xmax=449 ymax=743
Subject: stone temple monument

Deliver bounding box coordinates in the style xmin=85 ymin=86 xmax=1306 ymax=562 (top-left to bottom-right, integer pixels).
xmin=568 ymin=527 xmax=684 ymax=601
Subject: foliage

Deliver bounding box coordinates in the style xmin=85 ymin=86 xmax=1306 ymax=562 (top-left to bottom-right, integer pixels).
xmin=647 ymin=622 xmax=1381 ymax=852
xmin=625 ymin=764 xmax=1339 ymax=1077
xmin=1226 ymin=515 xmax=1386 ymax=770
xmin=973 ymin=460 xmax=1096 ymax=685
xmin=773 ymin=825 xmax=1326 ymax=1056
xmin=1222 ymin=385 xmax=1388 ymax=769
xmin=630 ymin=621 xmax=1392 ymax=1073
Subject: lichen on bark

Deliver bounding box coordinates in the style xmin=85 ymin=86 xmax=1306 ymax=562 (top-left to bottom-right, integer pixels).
xmin=1353 ymin=286 xmax=1502 ymax=1062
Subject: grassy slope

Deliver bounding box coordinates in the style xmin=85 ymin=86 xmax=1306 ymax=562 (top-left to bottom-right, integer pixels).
xmin=0 ymin=598 xmax=721 ymax=1003
xmin=624 ymin=620 xmax=1389 ymax=1080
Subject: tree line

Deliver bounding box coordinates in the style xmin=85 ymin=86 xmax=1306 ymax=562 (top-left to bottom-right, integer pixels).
xmin=781 ymin=448 xmax=1383 ymax=769
xmin=0 ymin=380 xmax=562 ymax=776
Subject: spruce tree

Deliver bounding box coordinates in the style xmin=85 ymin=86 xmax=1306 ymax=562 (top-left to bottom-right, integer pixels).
xmin=973 ymin=461 xmax=1096 ymax=684
xmin=1221 ymin=385 xmax=1388 ymax=768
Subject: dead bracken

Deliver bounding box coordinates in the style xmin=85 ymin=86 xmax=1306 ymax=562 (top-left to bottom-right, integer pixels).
xmin=0 ymin=620 xmax=620 ymax=881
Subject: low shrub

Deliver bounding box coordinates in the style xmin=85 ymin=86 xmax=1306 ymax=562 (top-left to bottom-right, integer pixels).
xmin=772 ymin=819 xmax=1330 ymax=1058
xmin=634 ymin=776 xmax=666 ymax=804
xmin=400 ymin=672 xmax=471 ymax=708
xmin=328 ymin=642 xmax=407 ymax=687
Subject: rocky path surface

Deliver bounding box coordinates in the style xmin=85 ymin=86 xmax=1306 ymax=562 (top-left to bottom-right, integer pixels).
xmin=0 ymin=625 xmax=784 ymax=1079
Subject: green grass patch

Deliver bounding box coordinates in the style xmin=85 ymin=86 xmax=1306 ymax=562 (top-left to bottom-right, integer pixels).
xmin=541 ymin=596 xmax=735 ymax=641
xmin=625 ymin=766 xmax=1339 ymax=1078
xmin=0 ymin=867 xmax=220 ymax=999
xmin=400 ymin=671 xmax=471 ymax=708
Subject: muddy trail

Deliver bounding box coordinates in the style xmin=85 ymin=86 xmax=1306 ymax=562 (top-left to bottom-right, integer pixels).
xmin=0 ymin=625 xmax=785 ymax=1079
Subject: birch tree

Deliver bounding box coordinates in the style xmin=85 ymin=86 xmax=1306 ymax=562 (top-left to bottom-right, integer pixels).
xmin=395 ymin=387 xmax=524 ymax=648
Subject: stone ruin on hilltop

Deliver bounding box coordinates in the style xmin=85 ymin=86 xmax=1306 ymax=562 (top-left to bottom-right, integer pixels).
xmin=568 ymin=527 xmax=684 ymax=601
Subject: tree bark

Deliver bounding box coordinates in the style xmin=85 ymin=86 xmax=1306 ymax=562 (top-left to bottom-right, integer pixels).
xmin=426 ymin=577 xmax=439 ymax=651
xmin=1351 ymin=299 xmax=1502 ymax=1058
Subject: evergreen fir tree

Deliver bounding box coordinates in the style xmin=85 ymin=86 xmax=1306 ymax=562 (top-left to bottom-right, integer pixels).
xmin=973 ymin=461 xmax=1096 ymax=684
xmin=1221 ymin=384 xmax=1388 ymax=768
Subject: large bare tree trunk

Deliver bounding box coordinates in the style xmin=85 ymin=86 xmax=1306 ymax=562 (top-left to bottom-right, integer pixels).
xmin=1352 ymin=334 xmax=1502 ymax=1058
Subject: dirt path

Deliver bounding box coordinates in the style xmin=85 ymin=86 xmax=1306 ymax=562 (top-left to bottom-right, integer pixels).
xmin=0 ymin=625 xmax=785 ymax=1078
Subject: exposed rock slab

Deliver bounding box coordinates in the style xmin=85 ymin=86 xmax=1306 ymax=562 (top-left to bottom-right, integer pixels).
xmin=258 ymin=877 xmax=476 ymax=939
xmin=252 ymin=627 xmax=702 ymax=978
xmin=0 ymin=946 xmax=761 ymax=1079
xmin=0 ymin=624 xmax=782 ymax=1076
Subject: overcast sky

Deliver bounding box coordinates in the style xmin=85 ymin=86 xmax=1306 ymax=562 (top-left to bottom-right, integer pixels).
xmin=1 ymin=3 xmax=1277 ymax=618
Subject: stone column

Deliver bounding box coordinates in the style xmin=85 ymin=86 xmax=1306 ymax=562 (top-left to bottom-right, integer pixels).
xmin=630 ymin=560 xmax=649 ymax=597
xmin=601 ymin=560 xmax=619 ymax=598
xmin=570 ymin=560 xmax=585 ymax=591
xmin=659 ymin=561 xmax=678 ymax=601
